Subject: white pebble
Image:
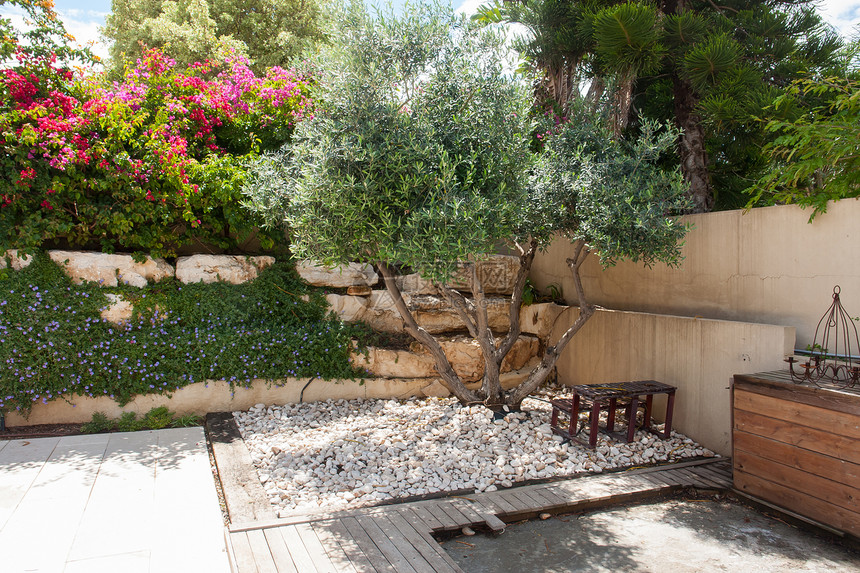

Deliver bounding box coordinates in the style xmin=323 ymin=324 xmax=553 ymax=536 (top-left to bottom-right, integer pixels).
xmin=233 ymin=395 xmax=714 ymax=514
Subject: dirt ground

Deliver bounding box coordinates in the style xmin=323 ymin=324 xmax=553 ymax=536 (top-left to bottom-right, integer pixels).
xmin=441 ymin=496 xmax=860 ymax=573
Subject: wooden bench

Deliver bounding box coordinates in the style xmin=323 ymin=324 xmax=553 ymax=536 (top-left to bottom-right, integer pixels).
xmin=550 ymin=381 xmax=676 ymax=448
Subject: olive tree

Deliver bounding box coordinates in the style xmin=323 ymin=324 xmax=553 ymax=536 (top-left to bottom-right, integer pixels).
xmin=244 ymin=1 xmax=690 ymax=411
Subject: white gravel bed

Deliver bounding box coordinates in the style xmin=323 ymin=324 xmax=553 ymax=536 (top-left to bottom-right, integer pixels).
xmin=234 ymin=394 xmax=716 ymax=517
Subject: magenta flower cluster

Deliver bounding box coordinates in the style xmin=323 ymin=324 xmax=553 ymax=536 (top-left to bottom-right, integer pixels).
xmin=0 ymin=48 xmax=314 ymax=255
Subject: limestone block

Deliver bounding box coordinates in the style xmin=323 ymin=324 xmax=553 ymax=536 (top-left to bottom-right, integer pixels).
xmin=49 ymin=250 xmax=174 ymax=287
xmin=326 ymin=290 xmax=511 ymax=334
xmin=347 ymin=285 xmax=373 ymax=296
xmin=419 ymin=380 xmax=451 ymax=398
xmin=519 ymin=302 xmax=568 ymax=341
xmin=351 ymin=334 xmax=540 ymax=382
xmin=449 ymin=255 xmax=521 ymax=295
xmin=100 ymin=293 xmax=134 ymax=325
xmin=326 ymin=292 xmax=407 ymax=332
xmin=296 ymin=260 xmax=378 ymax=287
xmin=418 ymin=357 xmax=540 ymax=396
xmin=175 ymin=254 xmax=274 ymax=284
xmin=1 ymin=250 xmax=33 ymax=271
xmin=410 ymin=294 xmax=511 ymax=334
xmin=396 ymin=255 xmax=521 ymax=296
xmin=395 ymin=273 xmax=438 ymax=295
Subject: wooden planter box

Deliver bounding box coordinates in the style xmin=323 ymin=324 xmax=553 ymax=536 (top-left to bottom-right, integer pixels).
xmin=732 ymin=371 xmax=860 ymax=538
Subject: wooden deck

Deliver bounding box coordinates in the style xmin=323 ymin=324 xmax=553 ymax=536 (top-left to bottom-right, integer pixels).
xmin=224 ymin=457 xmax=732 ymax=573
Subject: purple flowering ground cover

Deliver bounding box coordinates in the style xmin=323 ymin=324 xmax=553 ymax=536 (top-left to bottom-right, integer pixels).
xmin=0 ymin=254 xmax=364 ymax=416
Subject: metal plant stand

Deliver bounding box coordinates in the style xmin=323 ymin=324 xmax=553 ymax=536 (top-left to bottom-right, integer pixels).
xmin=786 ymin=285 xmax=860 ymax=388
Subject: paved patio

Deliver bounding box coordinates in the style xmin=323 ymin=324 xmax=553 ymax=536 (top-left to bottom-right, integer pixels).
xmin=0 ymin=428 xmax=229 ymax=573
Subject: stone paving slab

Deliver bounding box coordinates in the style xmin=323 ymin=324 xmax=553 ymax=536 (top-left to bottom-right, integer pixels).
xmin=0 ymin=428 xmax=229 ymax=573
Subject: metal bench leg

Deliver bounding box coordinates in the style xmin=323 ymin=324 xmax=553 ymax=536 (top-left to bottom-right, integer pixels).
xmin=644 ymin=393 xmax=654 ymax=429
xmin=588 ymin=400 xmax=601 ymax=448
xmin=606 ymin=397 xmax=617 ymax=432
xmin=663 ymin=391 xmax=676 ymax=439
xmin=626 ymin=397 xmax=639 ymax=442
xmin=569 ymin=395 xmax=580 ymax=438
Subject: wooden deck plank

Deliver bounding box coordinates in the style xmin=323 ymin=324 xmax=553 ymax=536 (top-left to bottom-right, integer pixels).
xmin=674 ymin=467 xmax=722 ymax=489
xmin=522 ymin=484 xmax=567 ymax=508
xmin=315 ymin=519 xmax=376 ymax=573
xmin=309 ymin=521 xmax=359 ymax=573
xmin=354 ymin=515 xmax=418 ymax=573
xmin=385 ymin=510 xmax=460 ymax=573
xmin=412 ymin=526 xmax=466 ymax=572
xmin=296 ymin=522 xmax=338 ymax=573
xmin=434 ymin=500 xmax=472 ymax=527
xmin=398 ymin=504 xmax=442 ymax=533
xmin=495 ymin=489 xmax=533 ymax=512
xmin=449 ymin=498 xmax=485 ymax=525
xmin=371 ymin=514 xmax=438 ymax=573
xmin=479 ymin=512 xmax=506 ymax=532
xmin=229 ymin=531 xmax=260 ymax=573
xmin=480 ymin=491 xmax=519 ymax=514
xmin=691 ymin=465 xmax=733 ymax=488
xmin=648 ymin=469 xmax=685 ymax=486
xmin=262 ymin=528 xmax=299 ymax=573
xmin=341 ymin=516 xmax=398 ymax=573
xmin=633 ymin=472 xmax=678 ymax=490
xmin=279 ymin=524 xmax=321 ymax=573
xmin=513 ymin=486 xmax=551 ymax=510
xmin=505 ymin=488 xmax=542 ymax=513
xmin=423 ymin=501 xmax=462 ymax=530
xmin=245 ymin=529 xmax=278 ymax=573
xmin=207 ymin=413 xmax=277 ymax=524
xmin=469 ymin=493 xmax=503 ymax=515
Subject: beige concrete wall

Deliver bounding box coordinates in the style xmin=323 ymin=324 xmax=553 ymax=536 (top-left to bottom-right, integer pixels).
xmin=531 ymin=199 xmax=860 ymax=349
xmin=552 ymin=308 xmax=795 ymax=456
xmin=4 ymin=377 xmax=439 ymax=427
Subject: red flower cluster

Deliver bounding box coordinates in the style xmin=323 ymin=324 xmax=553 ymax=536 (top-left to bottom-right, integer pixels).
xmin=1 ymin=47 xmax=314 ymax=256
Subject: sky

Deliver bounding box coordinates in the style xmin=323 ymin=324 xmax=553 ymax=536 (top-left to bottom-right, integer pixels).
xmin=1 ymin=0 xmax=858 ymax=63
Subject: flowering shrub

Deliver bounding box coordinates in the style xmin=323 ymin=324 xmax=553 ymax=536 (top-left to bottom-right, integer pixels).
xmin=0 ymin=47 xmax=313 ymax=256
xmin=0 ymin=254 xmax=362 ymax=414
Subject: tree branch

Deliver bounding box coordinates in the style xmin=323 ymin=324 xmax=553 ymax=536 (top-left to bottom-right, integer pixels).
xmin=506 ymin=244 xmax=596 ymax=406
xmin=436 ymin=283 xmax=479 ymax=339
xmin=377 ymin=262 xmax=481 ymax=404
xmin=496 ymin=238 xmax=538 ymax=361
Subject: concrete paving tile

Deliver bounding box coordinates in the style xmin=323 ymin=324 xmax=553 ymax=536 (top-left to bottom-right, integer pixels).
xmin=0 ymin=429 xmax=229 ymax=572
xmin=0 ymin=437 xmax=60 ymax=532
xmin=0 ymin=437 xmax=109 ymax=571
xmin=0 ymin=497 xmax=80 ymax=573
xmin=0 ymin=439 xmax=7 ymax=453
xmin=64 ymin=550 xmax=150 ymax=573
xmin=25 ymin=438 xmax=107 ymax=502
xmin=56 ymin=433 xmax=111 ymax=447
xmin=66 ymin=432 xmax=160 ymax=561
xmin=150 ymin=427 xmax=230 ymax=572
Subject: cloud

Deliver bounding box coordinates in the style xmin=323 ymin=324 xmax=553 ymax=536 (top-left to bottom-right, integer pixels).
xmin=816 ymin=0 xmax=860 ymax=37
xmin=59 ymin=10 xmax=110 ymax=62
xmin=0 ymin=5 xmax=110 ymax=64
xmin=455 ymin=0 xmax=488 ymax=16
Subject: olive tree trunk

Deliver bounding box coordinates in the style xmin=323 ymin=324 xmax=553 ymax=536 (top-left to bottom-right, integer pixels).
xmin=377 ymin=238 xmax=596 ymax=411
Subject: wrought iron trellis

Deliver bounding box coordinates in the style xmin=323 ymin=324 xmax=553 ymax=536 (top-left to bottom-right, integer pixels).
xmin=786 ymin=285 xmax=860 ymax=388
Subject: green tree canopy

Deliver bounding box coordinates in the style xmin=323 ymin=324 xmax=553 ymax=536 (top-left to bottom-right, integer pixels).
xmin=477 ymin=0 xmax=843 ymax=212
xmin=102 ymin=0 xmax=327 ymax=74
xmin=244 ymin=1 xmax=689 ymax=410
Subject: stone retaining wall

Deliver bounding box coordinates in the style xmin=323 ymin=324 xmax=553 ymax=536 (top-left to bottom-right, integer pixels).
xmin=5 ymin=365 xmax=539 ymax=426
xmin=4 ymin=251 xmax=561 ymax=425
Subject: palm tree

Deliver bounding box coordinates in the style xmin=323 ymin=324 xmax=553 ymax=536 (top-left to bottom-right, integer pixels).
xmin=477 ymin=0 xmax=842 ymax=212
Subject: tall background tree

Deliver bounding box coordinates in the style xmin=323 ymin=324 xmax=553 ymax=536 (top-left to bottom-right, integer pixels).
xmin=102 ymin=0 xmax=327 ymax=74
xmin=747 ymin=37 xmax=860 ymax=218
xmin=477 ymin=0 xmax=843 ymax=212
